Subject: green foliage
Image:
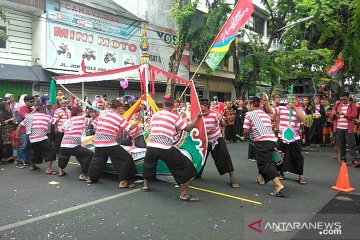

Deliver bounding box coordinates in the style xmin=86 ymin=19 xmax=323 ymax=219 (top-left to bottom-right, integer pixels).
xmin=235 ymin=40 xmax=282 ymax=92
xmin=0 ymin=6 xmax=9 ymax=41
xmin=171 ymin=0 xmax=198 ymax=46
xmin=170 ymin=0 xmax=358 ymax=96
xmin=275 ymin=41 xmax=332 ymax=81
xmin=344 ymin=0 xmax=360 ymax=81
xmin=280 ymin=0 xmax=351 ymax=53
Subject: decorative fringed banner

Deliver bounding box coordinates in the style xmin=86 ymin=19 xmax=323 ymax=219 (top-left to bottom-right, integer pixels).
xmin=55 ymin=63 xmax=208 ymax=182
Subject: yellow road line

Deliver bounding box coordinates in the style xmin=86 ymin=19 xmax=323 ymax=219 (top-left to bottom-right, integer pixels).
xmin=69 ymin=161 xmax=262 ymax=205
xmin=189 ymin=186 xmax=262 ymax=205
xmin=68 ymin=161 xmax=80 ymax=166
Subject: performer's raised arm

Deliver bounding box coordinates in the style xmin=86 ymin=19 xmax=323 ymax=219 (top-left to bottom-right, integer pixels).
xmin=184 ymin=112 xmax=203 ymax=132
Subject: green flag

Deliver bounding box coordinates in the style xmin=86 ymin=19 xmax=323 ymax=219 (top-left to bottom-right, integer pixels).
xmin=50 ymin=78 xmax=57 ymax=105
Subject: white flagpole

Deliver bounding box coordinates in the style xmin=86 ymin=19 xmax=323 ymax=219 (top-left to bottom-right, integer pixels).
xmin=82 ymin=81 xmax=85 ymax=110
xmin=143 ymin=63 xmax=150 ymax=106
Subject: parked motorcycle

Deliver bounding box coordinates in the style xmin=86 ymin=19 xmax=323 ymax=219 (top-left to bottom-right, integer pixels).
xmin=124 ymin=58 xmax=135 ymax=66
xmin=82 ymin=48 xmax=96 ymax=61
xmin=104 ymin=52 xmax=116 ymax=63
xmin=57 ymin=43 xmax=71 ymax=58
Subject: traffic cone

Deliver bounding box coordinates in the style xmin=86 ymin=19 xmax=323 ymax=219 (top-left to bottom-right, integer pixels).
xmin=331 ymin=162 xmax=355 ymax=193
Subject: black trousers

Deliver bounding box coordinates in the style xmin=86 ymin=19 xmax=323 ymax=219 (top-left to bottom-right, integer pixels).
xmin=58 ymin=145 xmax=94 ymax=174
xmin=87 ymin=145 xmax=136 ymax=182
xmin=310 ymin=118 xmax=323 ymax=144
xmin=248 ymin=143 xmax=256 ymax=159
xmin=279 ymin=140 xmax=304 ymax=175
xmin=254 ymin=141 xmax=280 ymax=183
xmin=303 ymin=126 xmax=310 ymax=146
xmin=31 ymin=138 xmax=56 ymax=164
xmin=225 ymin=125 xmax=236 ymax=142
xmin=198 ymin=137 xmax=235 ymax=176
xmin=54 ymin=132 xmax=64 ymax=155
xmin=337 ymin=129 xmax=357 ymax=161
xmin=234 ymin=121 xmax=244 ymax=138
xmin=143 ymin=146 xmax=197 ymax=184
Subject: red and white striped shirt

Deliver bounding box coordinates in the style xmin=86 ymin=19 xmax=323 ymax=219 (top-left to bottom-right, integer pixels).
xmin=20 ymin=113 xmax=51 ymax=143
xmin=93 ymin=110 xmax=131 ymax=147
xmin=243 ymin=109 xmax=277 ymax=142
xmin=337 ymin=104 xmax=349 ymax=129
xmin=18 ymin=106 xmax=32 ymax=134
xmin=203 ymin=110 xmax=222 ymax=143
xmin=61 ymin=115 xmax=90 ymax=148
xmin=274 ymin=106 xmax=304 ymax=141
xmin=148 ymin=110 xmax=187 ymax=149
xmin=52 ymin=107 xmax=72 ymax=132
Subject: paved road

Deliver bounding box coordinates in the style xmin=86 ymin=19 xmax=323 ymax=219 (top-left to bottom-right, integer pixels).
xmin=0 ymin=142 xmax=359 ymax=240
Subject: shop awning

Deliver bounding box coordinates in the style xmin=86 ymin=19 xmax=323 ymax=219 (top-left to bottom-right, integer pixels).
xmin=0 ymin=64 xmax=51 ymax=82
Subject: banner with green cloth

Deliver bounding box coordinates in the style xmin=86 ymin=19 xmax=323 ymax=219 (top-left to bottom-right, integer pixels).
xmin=282 ymin=85 xmax=296 ymax=142
xmin=49 ymin=78 xmax=57 ymax=105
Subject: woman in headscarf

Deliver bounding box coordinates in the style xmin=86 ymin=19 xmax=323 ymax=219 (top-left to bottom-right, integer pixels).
xmin=5 ymin=93 xmax=17 ymax=111
xmin=0 ymin=102 xmax=15 ymax=163
xmin=15 ymin=94 xmax=27 ymax=109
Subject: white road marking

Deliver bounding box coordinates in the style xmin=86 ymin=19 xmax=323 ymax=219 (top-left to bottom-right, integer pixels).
xmin=0 ymin=188 xmax=140 ymax=232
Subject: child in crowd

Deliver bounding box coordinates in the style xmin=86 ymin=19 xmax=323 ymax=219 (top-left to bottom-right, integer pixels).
xmin=10 ymin=129 xmax=25 ymax=169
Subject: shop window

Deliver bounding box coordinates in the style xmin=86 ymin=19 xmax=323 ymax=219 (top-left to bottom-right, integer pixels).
xmin=254 ymin=16 xmax=265 ymax=35
xmin=245 ymin=15 xmax=265 ymax=36
xmin=245 ymin=16 xmax=254 ymax=31
xmin=0 ymin=25 xmax=7 ymax=49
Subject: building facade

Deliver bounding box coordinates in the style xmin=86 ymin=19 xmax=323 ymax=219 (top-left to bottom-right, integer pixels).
xmin=0 ymin=0 xmax=269 ymax=102
xmin=1 ymin=0 xmax=191 ymax=102
xmin=0 ymin=0 xmax=50 ymax=100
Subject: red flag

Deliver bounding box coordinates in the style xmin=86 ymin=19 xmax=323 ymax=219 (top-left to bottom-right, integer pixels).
xmin=190 ymin=82 xmax=208 ymax=159
xmin=327 ymin=53 xmax=344 ymax=76
xmin=71 ymin=96 xmax=75 ymax=107
xmin=81 ymin=58 xmax=87 ymax=73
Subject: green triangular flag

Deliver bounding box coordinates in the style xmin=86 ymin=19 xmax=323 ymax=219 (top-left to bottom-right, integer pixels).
xmin=50 ymin=78 xmax=57 ymax=105
xmin=283 ymin=127 xmax=295 ymax=142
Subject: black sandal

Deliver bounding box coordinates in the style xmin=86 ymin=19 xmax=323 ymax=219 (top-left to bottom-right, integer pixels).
xmin=298 ymin=177 xmax=306 ymax=184
xmin=58 ymin=172 xmax=67 ymax=177
xmin=179 ymin=194 xmax=200 ymax=202
xmin=268 ymin=191 xmax=285 ymax=197
xmin=141 ymin=184 xmax=149 ymax=192
xmin=256 ymin=179 xmax=265 ymax=185
xmin=30 ymin=165 xmax=40 ymax=171
xmin=119 ymin=183 xmax=135 ymax=189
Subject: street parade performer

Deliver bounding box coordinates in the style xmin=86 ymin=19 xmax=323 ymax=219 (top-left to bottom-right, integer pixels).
xmin=271 ymin=94 xmax=307 ymax=184
xmin=86 ymin=99 xmax=142 ymax=188
xmin=141 ymin=96 xmax=203 ymax=202
xmin=57 ymin=106 xmax=94 ymax=179
xmin=16 ymin=102 xmax=57 ymax=174
xmin=52 ymin=99 xmax=72 ymax=155
xmin=243 ymin=97 xmax=285 ymax=197
xmin=197 ymin=99 xmax=240 ymax=188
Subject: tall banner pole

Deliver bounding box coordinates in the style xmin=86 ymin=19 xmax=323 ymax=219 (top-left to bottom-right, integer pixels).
xmin=82 ymin=81 xmax=85 ymax=110
xmin=144 ymin=64 xmax=150 ymax=106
